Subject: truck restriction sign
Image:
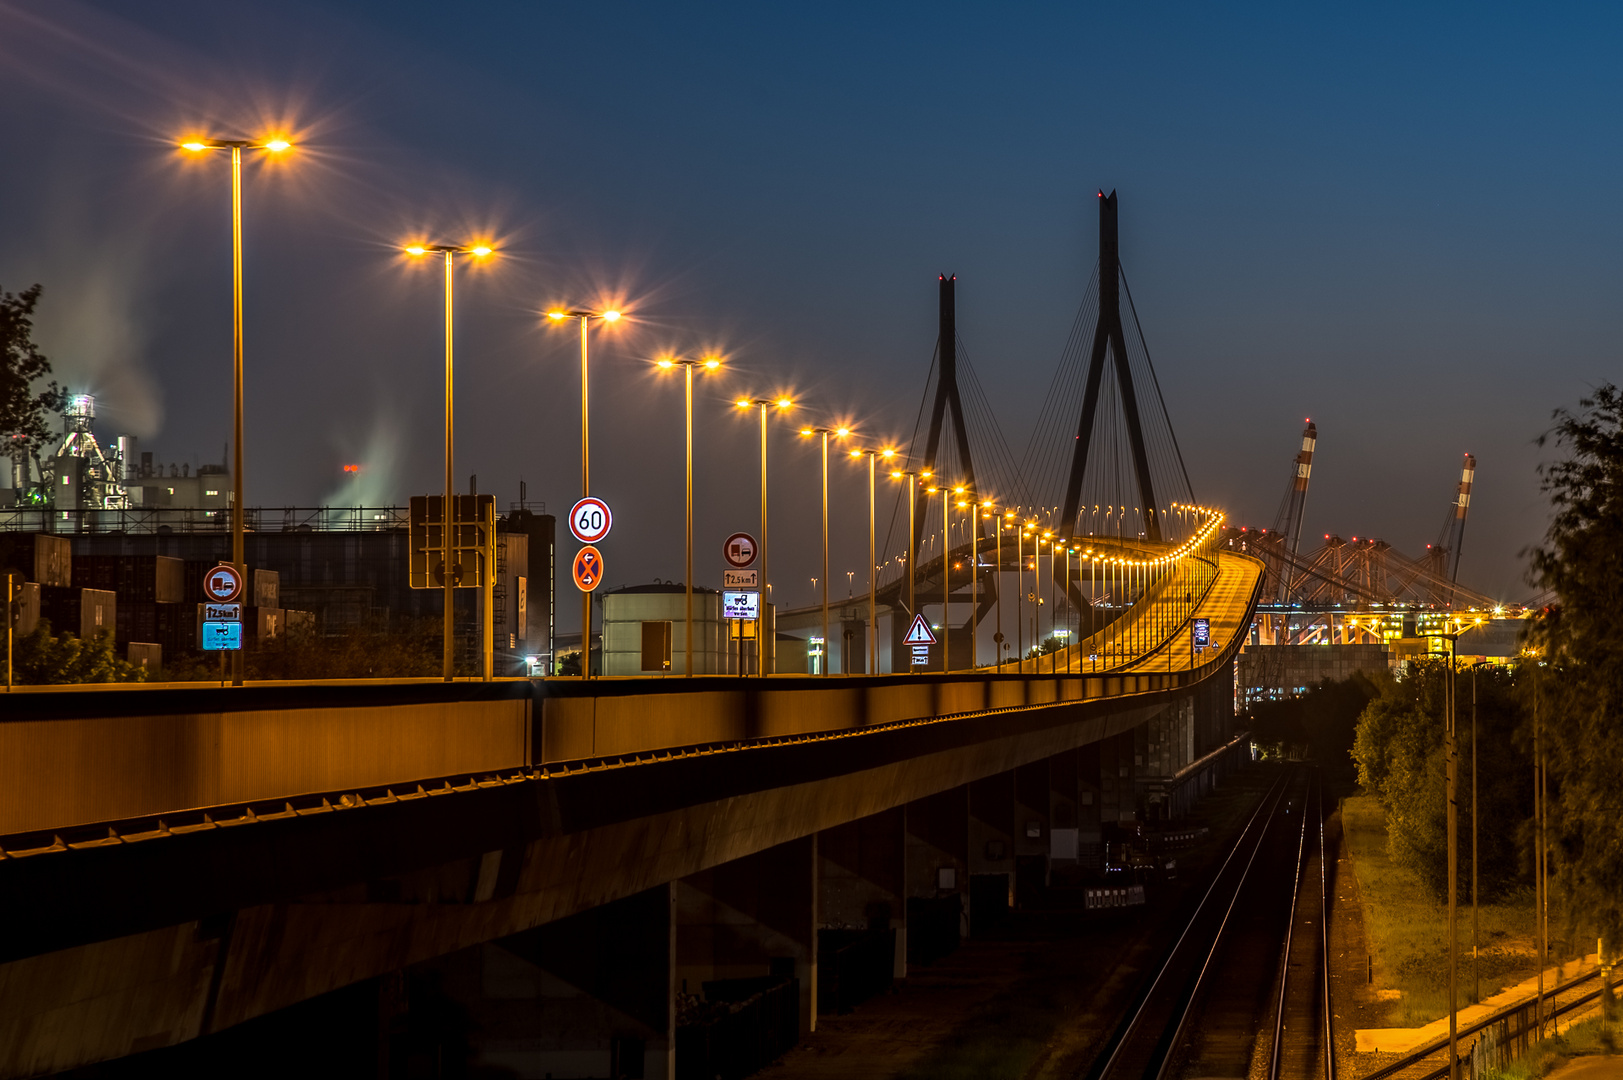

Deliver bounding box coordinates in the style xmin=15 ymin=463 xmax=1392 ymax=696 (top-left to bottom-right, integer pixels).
xmin=203 ymin=564 xmax=244 ymax=603
xmin=723 ymin=533 xmax=758 ymax=569
xmin=573 ymin=546 xmax=605 ymax=592
xmin=569 ymin=498 xmax=613 ymax=544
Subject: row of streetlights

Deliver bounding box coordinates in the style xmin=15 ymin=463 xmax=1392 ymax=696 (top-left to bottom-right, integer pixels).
xmin=176 ymin=131 xmax=1209 ymax=683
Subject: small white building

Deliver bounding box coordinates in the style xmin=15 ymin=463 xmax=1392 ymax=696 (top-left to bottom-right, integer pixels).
xmin=601 ymin=582 xmax=775 ymax=676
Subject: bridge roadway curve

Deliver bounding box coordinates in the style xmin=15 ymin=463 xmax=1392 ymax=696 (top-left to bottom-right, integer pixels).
xmin=0 ymin=554 xmax=1263 ymax=1078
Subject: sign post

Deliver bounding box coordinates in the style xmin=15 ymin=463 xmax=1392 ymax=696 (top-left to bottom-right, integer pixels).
xmin=723 ymin=533 xmax=760 ymax=674
xmin=903 ymin=613 xmax=937 ymax=672
xmin=569 ymin=498 xmax=613 ymax=678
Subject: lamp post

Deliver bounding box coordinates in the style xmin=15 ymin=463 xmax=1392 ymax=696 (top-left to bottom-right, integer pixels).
xmin=547 ymin=307 xmax=623 ymax=679
xmin=737 ymin=397 xmax=794 ymax=672
xmin=180 ymin=134 xmax=291 ymax=687
xmin=1469 ymin=659 xmax=1494 ymax=1005
xmin=660 ymin=356 xmax=722 ymax=675
xmin=954 ymin=486 xmax=976 ymax=669
xmin=890 ymin=467 xmax=929 ymax=671
xmin=800 ymin=425 xmax=849 ymax=674
xmin=1423 ymin=625 xmax=1462 ymax=1080
xmin=926 ymin=482 xmax=952 ymax=673
xmin=406 ymin=242 xmax=495 ymax=681
xmin=848 ymin=446 xmax=895 ymax=675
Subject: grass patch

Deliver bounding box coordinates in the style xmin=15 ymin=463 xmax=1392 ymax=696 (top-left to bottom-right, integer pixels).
xmin=1342 ymin=794 xmax=1540 ymax=1026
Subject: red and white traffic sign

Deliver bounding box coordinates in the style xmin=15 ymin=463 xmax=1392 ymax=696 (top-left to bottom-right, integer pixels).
xmin=723 ymin=532 xmax=758 ymax=569
xmin=569 ymin=497 xmax=613 ymax=544
xmin=903 ymin=614 xmax=937 ymax=645
xmin=573 ymin=546 xmax=605 ymax=592
xmin=203 ymin=564 xmax=244 ymax=604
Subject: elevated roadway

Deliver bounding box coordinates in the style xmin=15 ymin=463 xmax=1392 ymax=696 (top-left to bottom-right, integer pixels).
xmin=0 ymin=551 xmax=1263 ymax=1079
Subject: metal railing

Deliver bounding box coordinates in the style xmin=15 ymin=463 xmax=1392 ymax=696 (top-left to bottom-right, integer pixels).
xmin=0 ymin=506 xmax=410 ymax=535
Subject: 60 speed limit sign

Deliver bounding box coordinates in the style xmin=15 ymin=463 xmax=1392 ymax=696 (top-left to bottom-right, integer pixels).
xmin=569 ymin=497 xmax=613 ymax=544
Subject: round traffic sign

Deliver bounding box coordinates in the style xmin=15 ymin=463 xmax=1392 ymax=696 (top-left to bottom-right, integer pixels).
xmin=573 ymin=545 xmax=605 ymax=592
xmin=723 ymin=532 xmax=758 ymax=569
xmin=569 ymin=498 xmax=613 ymax=544
xmin=204 ymin=564 xmax=244 ymax=603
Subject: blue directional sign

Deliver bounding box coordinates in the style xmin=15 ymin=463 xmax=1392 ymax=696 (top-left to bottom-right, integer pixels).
xmin=202 ymin=620 xmax=243 ymax=651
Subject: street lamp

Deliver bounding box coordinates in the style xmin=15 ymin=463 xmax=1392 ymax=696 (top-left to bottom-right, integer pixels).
xmin=1469 ymin=659 xmax=1494 ymax=1005
xmin=180 ymin=134 xmax=292 ymax=686
xmin=1422 ymin=622 xmax=1463 ymax=1080
xmin=659 ymin=355 xmax=722 ymax=675
xmin=848 ymin=446 xmax=894 ymax=674
xmin=800 ymin=424 xmax=850 ymax=675
xmin=737 ymin=395 xmax=794 ymax=672
xmin=546 ymin=307 xmax=623 ymax=679
xmin=406 ymin=242 xmax=496 ymax=680
xmin=890 ymin=467 xmax=930 ymax=671
xmin=925 ymin=481 xmax=955 ymax=673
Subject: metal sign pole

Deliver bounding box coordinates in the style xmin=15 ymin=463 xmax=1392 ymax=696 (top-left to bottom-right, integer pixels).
xmin=483 ymin=497 xmax=495 ymax=681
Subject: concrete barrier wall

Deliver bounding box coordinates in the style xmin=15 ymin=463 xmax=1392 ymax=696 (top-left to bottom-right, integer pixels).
xmin=0 ymin=698 xmax=528 ymax=837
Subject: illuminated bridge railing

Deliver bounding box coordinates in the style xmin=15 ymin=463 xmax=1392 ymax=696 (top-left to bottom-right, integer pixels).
xmin=1003 ymin=505 xmax=1227 ymax=675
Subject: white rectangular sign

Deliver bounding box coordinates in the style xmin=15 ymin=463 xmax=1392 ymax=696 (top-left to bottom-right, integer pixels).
xmin=203 ymin=603 xmax=242 ymax=622
xmin=722 ymin=590 xmax=759 ymax=620
xmin=723 ymin=568 xmax=759 ymax=588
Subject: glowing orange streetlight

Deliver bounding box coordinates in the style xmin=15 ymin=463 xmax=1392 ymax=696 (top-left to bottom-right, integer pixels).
xmin=800 ymin=423 xmax=851 ymax=673
xmin=179 ymin=134 xmax=292 ymax=687
xmin=658 ymin=356 xmax=723 ymax=676
xmin=735 ymin=395 xmax=794 ymax=651
xmin=406 ymin=242 xmax=495 ymax=680
xmin=546 ymin=307 xmax=623 ymax=679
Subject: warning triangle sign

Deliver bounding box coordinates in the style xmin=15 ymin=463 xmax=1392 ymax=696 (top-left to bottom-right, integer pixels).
xmin=903 ymin=614 xmax=938 ymax=645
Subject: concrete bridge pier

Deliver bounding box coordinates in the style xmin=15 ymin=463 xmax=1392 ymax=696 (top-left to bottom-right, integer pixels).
xmin=1013 ymin=761 xmax=1052 ymax=903
xmin=903 ymin=785 xmax=969 ymax=965
xmin=967 ymin=773 xmax=1015 ymax=933
xmin=675 ymin=835 xmax=818 ymax=1036
xmin=402 ymin=884 xmax=678 ymax=1080
xmin=818 ymin=807 xmax=907 ymax=979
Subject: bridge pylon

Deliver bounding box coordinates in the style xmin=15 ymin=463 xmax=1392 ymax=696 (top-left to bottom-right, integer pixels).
xmin=1059 ymin=191 xmax=1167 ymax=543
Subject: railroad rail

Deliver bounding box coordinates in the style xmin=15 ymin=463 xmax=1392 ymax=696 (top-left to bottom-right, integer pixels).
xmin=1087 ymin=766 xmax=1335 ymax=1080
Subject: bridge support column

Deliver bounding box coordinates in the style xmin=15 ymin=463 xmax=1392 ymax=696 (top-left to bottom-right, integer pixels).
xmin=904 ymin=785 xmax=968 ymax=965
xmin=967 ymin=772 xmax=1015 ymax=935
xmin=403 ymin=884 xmax=676 ymax=1080
xmin=1097 ymin=729 xmax=1139 ymax=847
xmin=1047 ymin=749 xmax=1082 ymax=873
xmin=818 ymin=806 xmax=906 ymax=1004
xmin=676 ymin=834 xmax=818 ymax=1035
xmin=1013 ymin=762 xmax=1051 ymax=906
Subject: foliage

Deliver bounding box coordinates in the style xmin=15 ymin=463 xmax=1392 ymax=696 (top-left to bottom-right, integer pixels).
xmin=1351 ymin=659 xmax=1529 ymax=901
xmin=1526 ymin=382 xmax=1623 ymax=945
xmin=162 ymin=617 xmax=458 ymax=681
xmin=1025 ymin=635 xmax=1063 ymax=659
xmin=1244 ymin=671 xmax=1378 ymax=786
xmin=10 ymin=619 xmax=148 ymax=684
xmin=0 ymin=284 xmax=68 ymax=467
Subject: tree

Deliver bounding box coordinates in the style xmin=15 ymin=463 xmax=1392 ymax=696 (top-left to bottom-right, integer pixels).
xmin=1351 ymin=659 xmax=1529 ymax=901
xmin=12 ymin=620 xmax=148 ymax=684
xmin=0 ymin=285 xmax=68 ymax=481
xmin=1245 ymin=671 xmax=1377 ymax=786
xmin=1526 ymin=382 xmax=1623 ymax=943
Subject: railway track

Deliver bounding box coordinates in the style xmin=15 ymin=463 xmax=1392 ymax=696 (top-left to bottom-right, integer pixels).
xmin=1086 ymin=765 xmax=1334 ymax=1080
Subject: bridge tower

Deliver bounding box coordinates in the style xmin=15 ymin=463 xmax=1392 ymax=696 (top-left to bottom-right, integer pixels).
xmin=910 ymin=275 xmax=979 ymax=561
xmin=1058 ymin=191 xmax=1164 ymax=542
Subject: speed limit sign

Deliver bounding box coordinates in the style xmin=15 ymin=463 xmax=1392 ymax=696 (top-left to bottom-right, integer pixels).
xmin=569 ymin=497 xmax=613 ymax=544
